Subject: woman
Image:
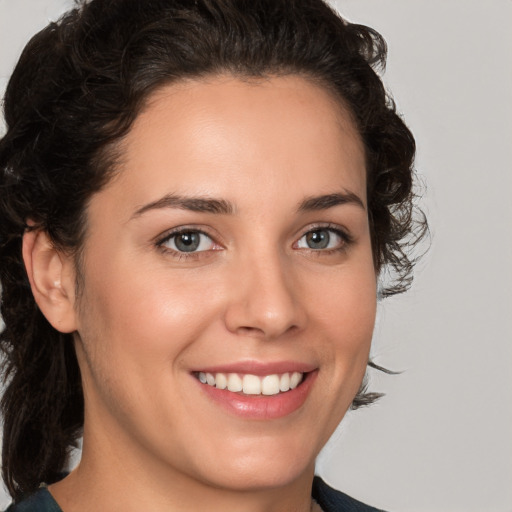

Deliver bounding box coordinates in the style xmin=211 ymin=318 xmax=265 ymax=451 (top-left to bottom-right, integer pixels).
xmin=0 ymin=0 xmax=424 ymax=510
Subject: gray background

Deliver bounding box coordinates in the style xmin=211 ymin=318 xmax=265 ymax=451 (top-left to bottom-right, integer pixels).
xmin=1 ymin=0 xmax=511 ymax=510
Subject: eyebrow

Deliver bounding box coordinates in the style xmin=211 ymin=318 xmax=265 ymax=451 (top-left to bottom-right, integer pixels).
xmin=132 ymin=190 xmax=365 ymax=219
xmin=132 ymin=194 xmax=235 ymax=218
xmin=297 ymin=191 xmax=365 ymax=212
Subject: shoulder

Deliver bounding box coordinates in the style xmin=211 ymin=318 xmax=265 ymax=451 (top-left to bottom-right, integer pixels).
xmin=312 ymin=476 xmax=388 ymax=512
xmin=4 ymin=488 xmax=62 ymax=512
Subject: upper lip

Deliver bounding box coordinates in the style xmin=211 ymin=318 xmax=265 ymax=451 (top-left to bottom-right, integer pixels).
xmin=191 ymin=360 xmax=317 ymax=376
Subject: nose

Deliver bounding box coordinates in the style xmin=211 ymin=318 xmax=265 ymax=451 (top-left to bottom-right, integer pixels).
xmin=223 ymin=253 xmax=305 ymax=340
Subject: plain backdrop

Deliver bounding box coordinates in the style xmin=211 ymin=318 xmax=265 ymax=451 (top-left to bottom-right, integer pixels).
xmin=1 ymin=1 xmax=511 ymax=511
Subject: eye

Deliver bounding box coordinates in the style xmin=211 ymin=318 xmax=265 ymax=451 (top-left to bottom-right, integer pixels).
xmin=161 ymin=230 xmax=216 ymax=253
xmin=296 ymin=228 xmax=345 ymax=251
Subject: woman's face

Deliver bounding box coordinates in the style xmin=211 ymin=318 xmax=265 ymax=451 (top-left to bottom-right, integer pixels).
xmin=72 ymin=75 xmax=376 ymax=491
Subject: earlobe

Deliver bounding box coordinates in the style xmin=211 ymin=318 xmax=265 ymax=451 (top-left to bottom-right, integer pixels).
xmin=22 ymin=228 xmax=78 ymax=333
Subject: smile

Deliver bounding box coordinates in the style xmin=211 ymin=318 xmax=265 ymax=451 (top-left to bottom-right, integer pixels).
xmin=193 ymin=363 xmax=317 ymax=419
xmin=197 ymin=371 xmax=304 ymax=395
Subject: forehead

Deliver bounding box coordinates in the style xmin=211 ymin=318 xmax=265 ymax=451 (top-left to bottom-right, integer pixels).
xmin=100 ymin=74 xmax=367 ymax=217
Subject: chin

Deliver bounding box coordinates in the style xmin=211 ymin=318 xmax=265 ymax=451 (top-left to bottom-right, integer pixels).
xmin=189 ymin=438 xmax=318 ymax=492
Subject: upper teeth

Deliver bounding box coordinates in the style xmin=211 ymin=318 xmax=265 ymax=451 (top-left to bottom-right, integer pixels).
xmin=197 ymin=372 xmax=304 ymax=395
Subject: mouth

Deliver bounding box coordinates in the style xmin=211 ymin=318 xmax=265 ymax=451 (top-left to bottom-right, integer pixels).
xmin=192 ymin=366 xmax=317 ymax=419
xmin=195 ymin=371 xmax=305 ymax=396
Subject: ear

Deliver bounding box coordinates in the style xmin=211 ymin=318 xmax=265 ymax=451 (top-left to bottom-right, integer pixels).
xmin=22 ymin=228 xmax=78 ymax=333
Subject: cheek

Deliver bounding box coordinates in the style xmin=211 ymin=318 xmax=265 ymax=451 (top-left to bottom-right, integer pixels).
xmin=314 ymin=262 xmax=376 ymax=340
xmin=74 ymin=265 xmax=211 ymax=426
xmin=75 ymin=257 xmax=238 ymax=421
xmin=79 ymin=267 xmax=214 ymax=359
xmin=313 ymin=260 xmax=377 ymax=389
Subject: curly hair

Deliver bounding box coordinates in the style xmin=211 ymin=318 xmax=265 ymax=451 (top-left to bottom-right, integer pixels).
xmin=0 ymin=0 xmax=426 ymax=500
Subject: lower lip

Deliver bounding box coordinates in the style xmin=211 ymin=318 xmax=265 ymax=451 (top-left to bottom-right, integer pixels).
xmin=196 ymin=371 xmax=318 ymax=420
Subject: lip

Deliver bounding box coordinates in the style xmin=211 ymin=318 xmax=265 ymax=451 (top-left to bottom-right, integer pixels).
xmin=191 ymin=360 xmax=317 ymax=376
xmin=194 ymin=366 xmax=318 ymax=420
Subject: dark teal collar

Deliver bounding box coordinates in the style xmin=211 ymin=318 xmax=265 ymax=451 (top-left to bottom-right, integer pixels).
xmin=4 ymin=487 xmax=62 ymax=512
xmin=6 ymin=477 xmax=386 ymax=512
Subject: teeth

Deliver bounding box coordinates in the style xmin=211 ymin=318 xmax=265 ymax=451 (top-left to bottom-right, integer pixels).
xmin=197 ymin=371 xmax=304 ymax=395
xmin=261 ymin=374 xmax=280 ymax=395
xmin=243 ymin=374 xmax=261 ymax=395
xmin=290 ymin=371 xmax=302 ymax=390
xmin=227 ymin=373 xmax=243 ymax=392
xmin=279 ymin=372 xmax=290 ymax=392
xmin=215 ymin=372 xmax=227 ymax=390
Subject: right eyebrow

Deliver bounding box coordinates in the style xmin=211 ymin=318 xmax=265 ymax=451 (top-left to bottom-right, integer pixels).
xmin=131 ymin=194 xmax=235 ymax=219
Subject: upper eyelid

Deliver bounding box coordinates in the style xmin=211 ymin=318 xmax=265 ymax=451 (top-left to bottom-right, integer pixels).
xmin=155 ymin=225 xmax=219 ymax=245
xmin=296 ymin=223 xmax=352 ymax=241
xmin=299 ymin=228 xmax=347 ymax=242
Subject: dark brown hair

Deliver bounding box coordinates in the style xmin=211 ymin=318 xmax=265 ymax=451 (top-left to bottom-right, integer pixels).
xmin=0 ymin=0 xmax=426 ymax=500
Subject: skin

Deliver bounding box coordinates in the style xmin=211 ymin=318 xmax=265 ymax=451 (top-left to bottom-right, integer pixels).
xmin=27 ymin=75 xmax=377 ymax=512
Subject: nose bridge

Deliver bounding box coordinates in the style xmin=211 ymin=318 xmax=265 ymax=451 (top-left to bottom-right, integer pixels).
xmin=224 ymin=246 xmax=303 ymax=339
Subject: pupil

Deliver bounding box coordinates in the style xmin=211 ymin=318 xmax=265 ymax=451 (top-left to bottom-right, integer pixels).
xmin=176 ymin=232 xmax=200 ymax=252
xmin=307 ymin=230 xmax=329 ymax=249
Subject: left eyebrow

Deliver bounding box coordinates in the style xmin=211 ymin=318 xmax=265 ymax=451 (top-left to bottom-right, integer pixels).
xmin=131 ymin=194 xmax=235 ymax=218
xmin=297 ymin=191 xmax=365 ymax=212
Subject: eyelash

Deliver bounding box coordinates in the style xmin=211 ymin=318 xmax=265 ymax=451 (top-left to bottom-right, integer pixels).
xmin=295 ymin=223 xmax=353 ymax=256
xmin=156 ymin=227 xmax=219 ymax=261
xmin=155 ymin=223 xmax=353 ymax=260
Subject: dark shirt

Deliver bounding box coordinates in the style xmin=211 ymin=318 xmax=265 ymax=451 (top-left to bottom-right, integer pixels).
xmin=312 ymin=476 xmax=386 ymax=511
xmin=4 ymin=488 xmax=60 ymax=512
xmin=5 ymin=476 xmax=386 ymax=511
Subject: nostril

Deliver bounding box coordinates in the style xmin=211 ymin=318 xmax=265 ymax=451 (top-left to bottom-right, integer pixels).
xmin=236 ymin=325 xmax=266 ymax=336
xmin=235 ymin=323 xmax=299 ymax=340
